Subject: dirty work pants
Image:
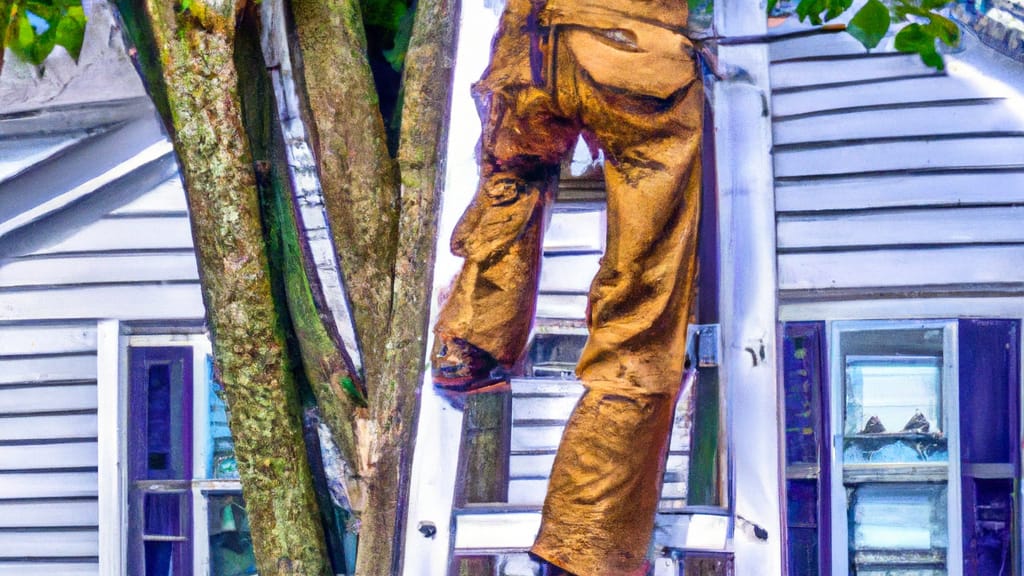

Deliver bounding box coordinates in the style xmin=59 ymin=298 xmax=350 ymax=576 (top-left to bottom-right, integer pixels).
xmin=434 ymin=26 xmax=703 ymax=576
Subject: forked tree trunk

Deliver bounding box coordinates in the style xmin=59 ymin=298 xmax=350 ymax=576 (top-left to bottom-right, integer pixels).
xmin=117 ymin=2 xmax=331 ymax=573
xmin=118 ymin=0 xmax=457 ymax=572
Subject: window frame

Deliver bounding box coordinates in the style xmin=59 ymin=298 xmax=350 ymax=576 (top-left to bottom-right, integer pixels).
xmin=828 ymin=319 xmax=964 ymax=574
xmin=118 ymin=333 xmax=246 ymax=576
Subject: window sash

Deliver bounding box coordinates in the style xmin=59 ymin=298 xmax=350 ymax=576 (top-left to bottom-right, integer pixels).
xmin=829 ymin=320 xmax=963 ymax=575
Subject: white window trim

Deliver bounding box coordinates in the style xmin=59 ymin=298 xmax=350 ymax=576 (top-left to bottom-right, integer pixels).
xmin=98 ymin=319 xmax=126 ymax=575
xmin=828 ymin=319 xmax=963 ymax=575
xmin=105 ymin=331 xmax=244 ymax=575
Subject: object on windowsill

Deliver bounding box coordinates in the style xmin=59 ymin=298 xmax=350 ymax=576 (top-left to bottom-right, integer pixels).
xmin=861 ymin=415 xmax=886 ymax=434
xmin=902 ymin=410 xmax=930 ymax=434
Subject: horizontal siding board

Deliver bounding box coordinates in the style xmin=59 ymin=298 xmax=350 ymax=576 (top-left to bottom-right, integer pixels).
xmin=512 ymin=395 xmax=581 ymax=422
xmin=775 ymin=171 xmax=1024 ymax=212
xmin=539 ymin=253 xmax=601 ymax=293
xmin=544 ymin=209 xmax=605 ymax=253
xmin=511 ymin=425 xmax=565 ymax=453
xmin=778 ymin=245 xmax=1024 ymax=291
xmin=0 ymin=253 xmax=199 ymax=288
xmin=0 ymin=472 xmax=97 ymax=499
xmin=0 ymin=118 xmax=166 ymax=227
xmin=0 ymin=384 xmax=97 ymax=414
xmin=773 ymin=136 xmax=1024 ymax=178
xmin=0 ymin=441 xmax=97 ymax=471
xmin=536 ymin=294 xmax=588 ymax=319
xmin=507 ymin=478 xmax=686 ymax=505
xmin=0 ymin=355 xmax=96 ymax=385
xmin=0 ymin=500 xmax=97 ymax=528
xmin=32 ymin=216 xmax=194 ymax=255
xmin=0 ymin=325 xmax=95 ymax=357
xmin=107 ymin=177 xmax=187 ymax=215
xmin=772 ymin=101 xmax=1021 ymax=145
xmin=769 ymin=31 xmax=879 ymax=62
xmin=771 ymin=75 xmax=998 ymax=117
xmin=0 ymin=562 xmax=97 ymax=575
xmin=0 ymin=531 xmax=97 ymax=558
xmin=778 ymin=206 xmax=1024 ymax=249
xmin=770 ymin=53 xmax=937 ymax=91
xmin=0 ymin=414 xmax=98 ymax=442
xmin=0 ymin=283 xmax=205 ymax=322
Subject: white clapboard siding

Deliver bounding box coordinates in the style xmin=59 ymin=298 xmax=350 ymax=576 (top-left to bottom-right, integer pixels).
xmin=0 ymin=283 xmax=205 ymax=322
xmin=778 ymin=245 xmax=1024 ymax=291
xmin=778 ymin=206 xmax=1024 ymax=250
xmin=776 ymin=170 xmax=1024 ymax=213
xmin=772 ymin=75 xmax=1004 ymax=117
xmin=0 ymin=133 xmax=93 ymax=184
xmin=0 ymin=500 xmax=98 ymax=528
xmin=0 ymin=441 xmax=98 ymax=471
xmin=0 ymin=354 xmax=96 ymax=385
xmin=107 ymin=177 xmax=188 ymax=216
xmin=0 ymin=324 xmax=96 ymax=357
xmin=0 ymin=414 xmax=98 ymax=442
xmin=770 ymin=27 xmax=1024 ymax=302
xmin=771 ymin=53 xmax=939 ymax=91
xmin=0 ymin=531 xmax=98 ymax=557
xmin=0 ymin=253 xmax=200 ymax=288
xmin=0 ymin=563 xmax=97 ymax=575
xmin=773 ymin=135 xmax=1024 ymax=178
xmin=0 ymin=472 xmax=97 ymax=500
xmin=538 ymin=253 xmax=601 ymax=294
xmin=0 ymin=384 xmax=98 ymax=415
xmin=544 ymin=207 xmax=605 ymax=252
xmin=769 ymin=30 xmax=877 ymax=62
xmin=772 ymin=99 xmax=1016 ymax=145
xmin=31 ymin=215 xmax=194 ymax=255
xmin=506 ymin=379 xmax=691 ymax=507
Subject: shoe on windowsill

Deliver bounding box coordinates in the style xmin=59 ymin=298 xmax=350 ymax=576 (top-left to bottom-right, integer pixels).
xmin=431 ymin=335 xmax=506 ymax=393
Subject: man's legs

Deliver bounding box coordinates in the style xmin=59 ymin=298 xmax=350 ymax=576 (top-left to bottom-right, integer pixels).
xmin=531 ymin=48 xmax=704 ymax=576
xmin=433 ymin=86 xmax=579 ymax=385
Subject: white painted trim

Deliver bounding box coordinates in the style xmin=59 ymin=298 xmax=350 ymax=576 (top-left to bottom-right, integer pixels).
xmin=0 ymin=140 xmax=174 ymax=239
xmin=97 ymin=319 xmax=125 ymax=575
xmin=946 ymin=322 xmax=964 ymax=575
xmin=713 ymin=3 xmax=782 ymax=569
xmin=780 ymin=298 xmax=1024 ymax=322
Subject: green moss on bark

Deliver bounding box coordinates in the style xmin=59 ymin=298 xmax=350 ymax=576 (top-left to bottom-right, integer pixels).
xmin=125 ymin=2 xmax=331 ymax=574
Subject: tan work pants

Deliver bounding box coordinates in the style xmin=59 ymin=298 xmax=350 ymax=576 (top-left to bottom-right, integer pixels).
xmin=435 ymin=16 xmax=703 ymax=576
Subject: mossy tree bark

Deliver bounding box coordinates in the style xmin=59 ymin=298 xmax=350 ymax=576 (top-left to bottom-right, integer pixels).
xmin=117 ymin=1 xmax=332 ymax=574
xmin=117 ymin=0 xmax=457 ymax=573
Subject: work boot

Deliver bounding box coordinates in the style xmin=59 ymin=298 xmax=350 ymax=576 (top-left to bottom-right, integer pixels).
xmin=431 ymin=335 xmax=505 ymax=392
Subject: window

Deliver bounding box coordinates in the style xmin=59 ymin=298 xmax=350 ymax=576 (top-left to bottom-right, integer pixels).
xmin=127 ymin=343 xmax=256 ymax=576
xmin=783 ymin=319 xmax=1020 ymax=576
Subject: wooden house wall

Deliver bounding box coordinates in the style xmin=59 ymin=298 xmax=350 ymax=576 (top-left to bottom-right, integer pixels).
xmin=0 ymin=104 xmax=204 ymax=574
xmin=769 ymin=31 xmax=1024 ymax=309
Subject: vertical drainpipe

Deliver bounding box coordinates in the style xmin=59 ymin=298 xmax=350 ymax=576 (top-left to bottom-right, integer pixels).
xmin=712 ymin=2 xmax=784 ymax=575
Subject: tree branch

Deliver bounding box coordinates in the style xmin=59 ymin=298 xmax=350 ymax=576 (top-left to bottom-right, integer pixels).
xmin=117 ymin=1 xmax=331 ymax=573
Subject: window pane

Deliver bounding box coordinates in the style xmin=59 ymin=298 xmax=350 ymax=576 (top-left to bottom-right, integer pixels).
xmin=208 ymin=356 xmax=239 ymax=479
xmin=144 ymin=492 xmax=185 ymax=537
xmin=850 ymin=484 xmax=948 ymax=573
xmin=208 ymin=494 xmax=258 ymax=576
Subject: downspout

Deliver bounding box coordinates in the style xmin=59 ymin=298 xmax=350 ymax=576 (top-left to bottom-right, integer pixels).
xmin=712 ymin=2 xmax=784 ymax=575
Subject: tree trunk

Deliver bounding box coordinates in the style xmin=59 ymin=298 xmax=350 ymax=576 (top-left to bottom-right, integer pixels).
xmin=356 ymin=0 xmax=459 ymax=572
xmin=117 ymin=2 xmax=331 ymax=574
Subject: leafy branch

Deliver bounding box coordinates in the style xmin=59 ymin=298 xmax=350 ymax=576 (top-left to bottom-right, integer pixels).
xmin=2 ymin=0 xmax=86 ymax=66
xmin=772 ymin=0 xmax=961 ymax=70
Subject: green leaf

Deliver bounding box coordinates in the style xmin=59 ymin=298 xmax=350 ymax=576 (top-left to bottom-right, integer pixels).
xmin=924 ymin=12 xmax=960 ymax=46
xmin=894 ymin=22 xmax=945 ymax=70
xmin=847 ymin=0 xmax=890 ymax=49
xmin=766 ymin=0 xmax=779 ymax=14
xmin=795 ymin=0 xmax=853 ymax=25
xmin=54 ymin=5 xmax=84 ymax=59
xmin=382 ymin=7 xmax=412 ymax=72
